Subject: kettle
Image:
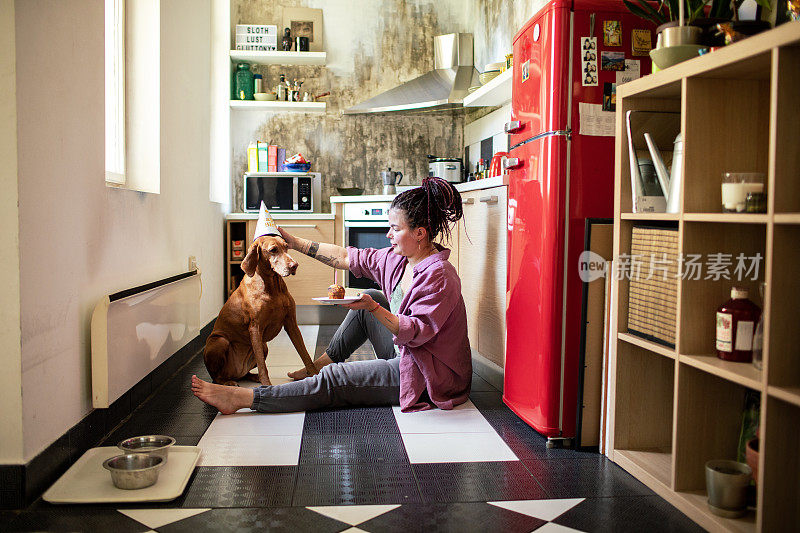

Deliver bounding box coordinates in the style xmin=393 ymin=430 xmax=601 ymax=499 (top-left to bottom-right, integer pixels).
xmin=381 ymin=167 xmax=403 ymax=195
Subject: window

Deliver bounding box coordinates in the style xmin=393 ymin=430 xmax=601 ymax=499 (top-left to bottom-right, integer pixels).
xmin=104 ymin=0 xmax=160 ymax=193
xmin=104 ymin=0 xmax=125 ymax=185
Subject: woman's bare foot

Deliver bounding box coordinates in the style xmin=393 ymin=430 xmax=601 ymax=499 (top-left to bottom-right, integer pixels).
xmin=191 ymin=375 xmax=254 ymax=414
xmin=288 ymin=353 xmax=334 ymax=380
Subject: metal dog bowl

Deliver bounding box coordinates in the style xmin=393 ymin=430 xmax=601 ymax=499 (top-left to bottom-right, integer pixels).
xmin=103 ymin=453 xmax=164 ymax=489
xmin=117 ymin=435 xmax=176 ymax=463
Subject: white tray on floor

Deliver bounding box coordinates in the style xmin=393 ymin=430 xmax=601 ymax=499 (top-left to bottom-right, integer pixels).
xmin=43 ymin=446 xmax=201 ymax=504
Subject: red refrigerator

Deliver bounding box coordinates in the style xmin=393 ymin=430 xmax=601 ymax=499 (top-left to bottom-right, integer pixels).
xmin=504 ymin=0 xmax=653 ymax=445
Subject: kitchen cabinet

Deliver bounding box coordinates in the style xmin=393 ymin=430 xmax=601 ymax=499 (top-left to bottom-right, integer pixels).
xmin=457 ymin=184 xmax=507 ymax=369
xmin=609 ymin=23 xmax=800 ymax=533
xmin=225 ymin=216 xmax=335 ymax=305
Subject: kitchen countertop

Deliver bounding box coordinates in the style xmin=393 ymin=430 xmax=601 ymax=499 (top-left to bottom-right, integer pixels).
xmin=226 ymin=212 xmax=335 ymax=220
xmin=329 ymin=175 xmax=509 ymax=203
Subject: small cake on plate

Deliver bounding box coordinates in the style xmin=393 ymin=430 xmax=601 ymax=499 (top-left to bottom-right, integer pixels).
xmin=327 ymin=284 xmax=345 ymax=299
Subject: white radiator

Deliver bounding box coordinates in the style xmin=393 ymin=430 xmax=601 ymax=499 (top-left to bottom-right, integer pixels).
xmin=91 ymin=270 xmax=202 ymax=408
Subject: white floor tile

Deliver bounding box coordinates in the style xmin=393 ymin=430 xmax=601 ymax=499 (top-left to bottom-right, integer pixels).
xmin=118 ymin=509 xmax=210 ymax=529
xmin=533 ymin=522 xmax=587 ymax=533
xmin=488 ymin=499 xmax=585 ymax=521
xmin=392 ymin=402 xmax=495 ymax=434
xmin=203 ymin=411 xmax=305 ymax=437
xmin=196 ymin=435 xmax=301 ymax=466
xmin=307 ymin=505 xmax=400 ymax=526
xmin=400 ymin=432 xmax=518 ymax=463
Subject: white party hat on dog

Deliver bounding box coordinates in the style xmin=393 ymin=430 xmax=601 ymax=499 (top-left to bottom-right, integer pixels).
xmin=253 ymin=201 xmax=281 ymax=239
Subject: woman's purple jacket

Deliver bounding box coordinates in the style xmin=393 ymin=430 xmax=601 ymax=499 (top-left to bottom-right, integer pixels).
xmin=348 ymin=245 xmax=472 ymax=412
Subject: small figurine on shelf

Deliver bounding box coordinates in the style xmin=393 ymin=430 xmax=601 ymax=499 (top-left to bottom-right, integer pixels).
xmin=281 ymin=27 xmax=292 ymax=51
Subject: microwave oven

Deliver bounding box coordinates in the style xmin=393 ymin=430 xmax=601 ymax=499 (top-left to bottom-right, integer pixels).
xmin=243 ymin=172 xmax=321 ymax=212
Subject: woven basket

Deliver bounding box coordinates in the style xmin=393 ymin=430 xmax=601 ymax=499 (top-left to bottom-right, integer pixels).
xmin=627 ymin=225 xmax=679 ymax=347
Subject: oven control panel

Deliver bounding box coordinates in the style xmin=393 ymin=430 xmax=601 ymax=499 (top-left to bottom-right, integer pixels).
xmin=343 ymin=202 xmax=392 ymax=222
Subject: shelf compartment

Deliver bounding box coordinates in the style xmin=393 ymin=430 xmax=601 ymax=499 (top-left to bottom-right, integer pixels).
xmin=679 ymin=353 xmax=762 ymax=391
xmin=682 ymin=213 xmax=769 ymax=224
xmin=230 ymin=101 xmax=326 ymax=113
xmin=673 ymin=490 xmax=756 ymax=533
xmin=613 ymin=448 xmax=673 ymax=488
xmin=673 ymin=363 xmax=757 ymax=494
xmin=766 ymin=225 xmax=800 ymax=389
xmin=229 ymin=50 xmax=327 ymax=66
xmin=771 ymin=46 xmax=800 ymax=214
xmin=620 ymin=213 xmax=679 ymax=221
xmin=773 ymin=213 xmax=800 ymax=224
xmin=618 ymin=332 xmax=676 ymax=359
xmin=760 ymin=397 xmax=800 ymax=530
xmin=767 ymin=385 xmax=800 ymax=408
xmin=682 ymin=77 xmax=770 ymax=214
xmin=679 ymin=222 xmax=766 ymax=356
xmin=613 ymin=342 xmax=674 ymax=487
xmin=462 ymin=68 xmax=511 ymax=107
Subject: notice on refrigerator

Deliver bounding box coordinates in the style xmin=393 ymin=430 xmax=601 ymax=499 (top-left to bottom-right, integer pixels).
xmin=579 ymin=102 xmax=615 ymax=137
xmin=616 ymin=60 xmax=641 ymax=85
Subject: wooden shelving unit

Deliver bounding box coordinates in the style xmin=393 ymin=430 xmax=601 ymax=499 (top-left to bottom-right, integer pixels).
xmin=609 ymin=22 xmax=800 ymax=532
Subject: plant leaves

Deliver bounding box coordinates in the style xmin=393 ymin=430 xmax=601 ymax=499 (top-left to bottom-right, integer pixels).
xmin=624 ymin=0 xmax=668 ymax=23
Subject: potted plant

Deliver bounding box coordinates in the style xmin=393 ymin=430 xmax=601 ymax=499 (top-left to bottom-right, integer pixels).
xmin=624 ymin=0 xmax=772 ymax=46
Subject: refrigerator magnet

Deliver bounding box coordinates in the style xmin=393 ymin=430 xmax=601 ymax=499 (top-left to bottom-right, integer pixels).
xmin=603 ymin=20 xmax=622 ymax=46
xmin=601 ymin=51 xmax=625 ymax=71
xmin=521 ymin=59 xmax=530 ymax=83
xmin=632 ymin=29 xmax=652 ymax=56
xmin=580 ymin=37 xmax=598 ymax=86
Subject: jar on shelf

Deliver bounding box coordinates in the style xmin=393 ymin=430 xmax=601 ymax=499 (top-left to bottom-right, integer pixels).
xmin=253 ymin=73 xmax=263 ymax=94
xmin=234 ymin=62 xmax=254 ymax=101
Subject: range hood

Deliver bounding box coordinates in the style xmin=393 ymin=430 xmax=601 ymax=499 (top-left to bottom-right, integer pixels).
xmin=343 ymin=33 xmax=480 ymax=115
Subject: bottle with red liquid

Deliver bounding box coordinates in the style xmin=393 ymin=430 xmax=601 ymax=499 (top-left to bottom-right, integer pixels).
xmin=716 ymin=287 xmax=761 ymax=362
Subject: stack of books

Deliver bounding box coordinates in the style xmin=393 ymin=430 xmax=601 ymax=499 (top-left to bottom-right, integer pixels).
xmin=235 ymin=24 xmax=277 ymax=51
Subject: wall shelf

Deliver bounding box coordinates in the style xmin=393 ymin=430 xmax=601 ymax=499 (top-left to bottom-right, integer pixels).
xmin=230 ymin=100 xmax=326 ymax=113
xmin=462 ymin=68 xmax=512 ymax=107
xmin=683 ymin=213 xmax=769 ymax=224
xmin=229 ymin=50 xmax=327 ymax=66
xmin=618 ymin=332 xmax=676 ymax=359
xmin=620 ymin=212 xmax=679 ymax=221
xmin=773 ymin=213 xmax=800 ymax=224
xmin=767 ymin=385 xmax=800 ymax=408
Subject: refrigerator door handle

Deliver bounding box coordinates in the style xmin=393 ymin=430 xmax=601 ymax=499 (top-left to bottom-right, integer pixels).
xmin=503 ymin=157 xmax=522 ymax=170
xmin=504 ymin=121 xmax=523 ymax=133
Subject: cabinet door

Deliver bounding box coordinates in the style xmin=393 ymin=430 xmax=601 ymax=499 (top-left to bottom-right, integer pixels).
xmin=475 ymin=187 xmax=507 ymax=368
xmin=457 ymin=187 xmax=507 ymax=368
xmin=246 ymin=219 xmax=335 ymax=304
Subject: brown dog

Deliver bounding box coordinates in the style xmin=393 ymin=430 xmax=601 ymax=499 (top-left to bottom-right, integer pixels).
xmin=203 ymin=235 xmax=318 ymax=386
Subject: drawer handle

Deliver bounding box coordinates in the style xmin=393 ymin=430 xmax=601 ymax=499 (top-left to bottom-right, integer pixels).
xmin=462 ymin=198 xmax=475 ymax=205
xmin=279 ymin=224 xmax=317 ymax=228
xmin=480 ymin=195 xmax=499 ymax=204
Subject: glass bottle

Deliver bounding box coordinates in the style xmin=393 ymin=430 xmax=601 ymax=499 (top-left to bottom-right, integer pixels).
xmin=716 ymin=287 xmax=761 ymax=363
xmin=234 ymin=62 xmax=254 ymax=100
xmin=752 ymin=281 xmax=766 ymax=370
xmin=276 ymin=74 xmax=287 ymax=101
xmin=476 ymin=159 xmax=484 ymax=180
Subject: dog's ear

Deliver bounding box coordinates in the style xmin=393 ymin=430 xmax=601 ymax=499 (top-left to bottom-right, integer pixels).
xmin=242 ymin=241 xmax=260 ymax=277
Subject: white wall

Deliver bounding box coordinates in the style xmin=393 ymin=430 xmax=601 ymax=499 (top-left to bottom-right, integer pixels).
xmin=0 ymin=0 xmax=23 ymax=464
xmin=14 ymin=0 xmax=223 ymax=461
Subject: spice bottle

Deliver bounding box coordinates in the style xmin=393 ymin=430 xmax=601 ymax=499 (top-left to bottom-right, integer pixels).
xmin=716 ymin=287 xmax=761 ymax=363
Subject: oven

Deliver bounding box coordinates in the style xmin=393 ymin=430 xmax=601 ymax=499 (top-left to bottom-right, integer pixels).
xmin=343 ymin=202 xmax=392 ymax=290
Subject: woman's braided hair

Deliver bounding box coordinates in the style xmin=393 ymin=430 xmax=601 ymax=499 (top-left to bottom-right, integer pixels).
xmin=390 ymin=177 xmax=463 ymax=244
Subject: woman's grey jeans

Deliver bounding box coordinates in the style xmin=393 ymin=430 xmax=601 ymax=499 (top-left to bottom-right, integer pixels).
xmin=251 ymin=289 xmax=400 ymax=412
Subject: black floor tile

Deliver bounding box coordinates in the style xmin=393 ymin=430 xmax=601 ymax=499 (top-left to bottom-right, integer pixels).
xmin=158 ymin=507 xmax=348 ymax=533
xmin=101 ymin=409 xmax=217 ymax=445
xmin=5 ymin=508 xmax=148 ymax=532
xmin=524 ymin=457 xmax=655 ymax=499
xmin=299 ymin=433 xmax=409 ymax=465
xmin=180 ymin=466 xmax=296 ymax=507
xmin=303 ymin=406 xmax=400 ymax=435
xmin=469 ymin=374 xmax=497 ymax=392
xmin=292 ymin=463 xmax=421 ymax=506
xmin=413 ymin=461 xmax=550 ymax=503
xmin=141 ymin=388 xmax=219 ymax=415
xmin=358 ymin=502 xmax=547 ymax=533
xmin=554 ymin=495 xmax=706 ymax=533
